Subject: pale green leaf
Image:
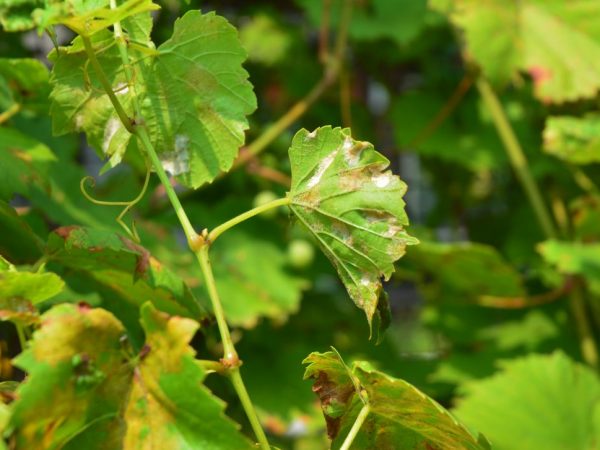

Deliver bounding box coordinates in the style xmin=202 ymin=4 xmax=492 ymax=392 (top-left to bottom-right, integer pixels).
xmin=49 ymin=30 xmax=136 ymax=171
xmin=33 ymin=0 xmax=159 ymax=36
xmin=543 ymin=115 xmax=600 ymax=164
xmin=449 ymin=0 xmax=600 ymax=102
xmin=303 ymin=351 xmax=488 ymax=449
xmin=49 ymin=10 xmax=256 ymax=187
xmin=8 ymin=302 xmax=254 ymax=449
xmin=287 ymin=127 xmax=417 ymax=333
xmin=538 ymin=240 xmax=600 ymax=295
xmin=454 ymin=352 xmax=600 ymax=450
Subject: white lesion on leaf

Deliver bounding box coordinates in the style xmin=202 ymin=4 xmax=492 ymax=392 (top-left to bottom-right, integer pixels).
xmin=372 ymin=171 xmax=393 ymax=188
xmin=102 ymin=117 xmax=122 ymax=155
xmin=160 ymin=134 xmax=190 ymax=176
xmin=306 ymin=149 xmax=338 ymax=189
xmin=343 ymin=137 xmax=368 ymax=168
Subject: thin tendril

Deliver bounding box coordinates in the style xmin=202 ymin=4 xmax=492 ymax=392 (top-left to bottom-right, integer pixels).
xmin=80 ymin=163 xmax=151 ymax=242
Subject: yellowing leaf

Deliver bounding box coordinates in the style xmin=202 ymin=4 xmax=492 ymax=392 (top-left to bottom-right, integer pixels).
xmin=287 ymin=127 xmax=417 ymax=334
xmin=303 ymin=351 xmax=489 ymax=450
xmin=543 ymin=115 xmax=600 ymax=164
xmin=9 ymin=303 xmax=255 ymax=449
xmin=449 ymin=0 xmax=600 ymax=102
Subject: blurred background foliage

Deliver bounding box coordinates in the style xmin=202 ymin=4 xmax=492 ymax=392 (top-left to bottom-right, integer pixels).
xmin=1 ymin=0 xmax=600 ymax=448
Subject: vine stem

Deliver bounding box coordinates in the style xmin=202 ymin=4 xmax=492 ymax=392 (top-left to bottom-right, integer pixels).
xmin=477 ymin=76 xmax=599 ymax=367
xmin=476 ymin=77 xmax=557 ymax=239
xmin=81 ymin=35 xmax=133 ymax=132
xmin=340 ymin=404 xmax=370 ymax=450
xmin=82 ymin=17 xmax=271 ymax=448
xmin=15 ymin=324 xmax=27 ymax=351
xmin=208 ymin=197 xmax=290 ymax=244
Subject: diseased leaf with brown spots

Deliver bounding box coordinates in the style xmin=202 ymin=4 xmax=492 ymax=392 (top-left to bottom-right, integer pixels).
xmin=287 ymin=127 xmax=418 ymax=336
xmin=0 ymin=262 xmax=64 ymax=325
xmin=8 ymin=303 xmax=255 ymax=449
xmin=46 ymin=226 xmax=208 ymax=337
xmin=123 ymin=303 xmax=255 ymax=449
xmin=303 ymin=351 xmax=490 ymax=450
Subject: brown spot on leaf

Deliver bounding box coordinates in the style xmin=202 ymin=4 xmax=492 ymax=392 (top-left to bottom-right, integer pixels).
xmin=139 ymin=344 xmax=151 ymax=360
xmin=77 ymin=302 xmax=92 ymax=313
xmin=119 ymin=236 xmax=151 ymax=277
xmin=54 ymin=225 xmax=80 ymax=240
xmin=311 ymin=371 xmax=355 ymax=440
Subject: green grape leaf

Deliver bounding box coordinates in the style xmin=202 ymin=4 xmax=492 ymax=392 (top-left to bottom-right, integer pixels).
xmin=141 ymin=10 xmax=257 ymax=188
xmin=0 ymin=0 xmax=41 ymax=31
xmin=8 ymin=302 xmax=254 ymax=449
xmin=454 ymin=352 xmax=600 ymax=450
xmin=405 ymin=241 xmax=526 ymax=305
xmin=49 ymin=30 xmax=137 ymax=173
xmin=543 ymin=115 xmax=600 ymax=164
xmin=33 ymin=0 xmax=159 ymax=36
xmin=287 ymin=127 xmax=417 ymax=334
xmin=49 ymin=10 xmax=256 ymax=187
xmin=0 ymin=127 xmax=57 ymax=201
xmin=449 ymin=0 xmax=600 ymax=102
xmin=0 ymin=200 xmax=44 ymax=264
xmin=538 ymin=240 xmax=600 ymax=295
xmin=45 ymin=226 xmax=208 ymax=325
xmin=296 ymin=0 xmax=427 ymax=46
xmin=0 ymin=57 xmax=50 ymax=113
xmin=304 ymin=351 xmax=489 ymax=449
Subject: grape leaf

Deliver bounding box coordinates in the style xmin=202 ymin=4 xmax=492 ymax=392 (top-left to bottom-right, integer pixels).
xmin=49 ymin=10 xmax=256 ymax=186
xmin=8 ymin=302 xmax=254 ymax=449
xmin=538 ymin=240 xmax=600 ymax=295
xmin=454 ymin=352 xmax=600 ymax=450
xmin=543 ymin=115 xmax=600 ymax=164
xmin=287 ymin=127 xmax=418 ymax=334
xmin=33 ymin=0 xmax=159 ymax=36
xmin=141 ymin=10 xmax=257 ymax=187
xmin=303 ymin=351 xmax=489 ymax=449
xmin=447 ymin=0 xmax=600 ymax=102
xmin=48 ymin=30 xmax=138 ymax=173
xmin=45 ymin=226 xmax=208 ymax=325
xmin=0 ymin=127 xmax=56 ymax=201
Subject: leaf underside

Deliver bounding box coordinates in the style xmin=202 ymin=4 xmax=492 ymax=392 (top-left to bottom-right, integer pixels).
xmin=287 ymin=127 xmax=417 ymax=335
